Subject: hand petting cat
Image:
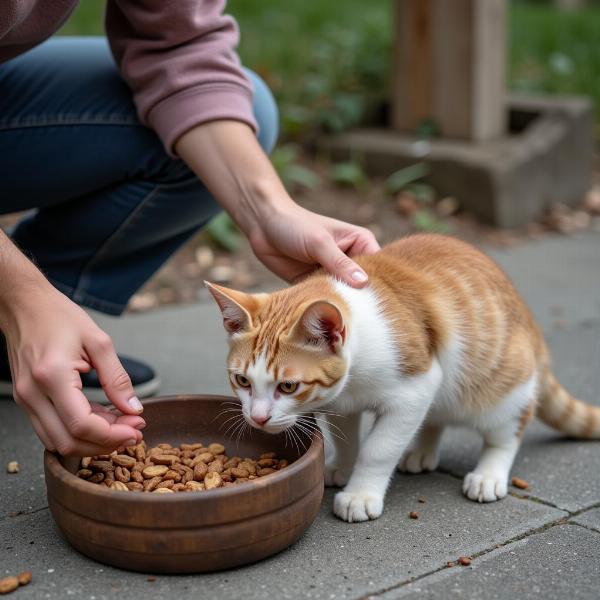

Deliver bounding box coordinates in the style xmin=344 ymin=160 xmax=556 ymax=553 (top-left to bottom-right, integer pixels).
xmin=175 ymin=121 xmax=380 ymax=289
xmin=245 ymin=202 xmax=380 ymax=287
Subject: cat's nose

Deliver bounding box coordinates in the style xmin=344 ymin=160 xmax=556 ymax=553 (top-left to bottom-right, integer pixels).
xmin=252 ymin=415 xmax=271 ymax=427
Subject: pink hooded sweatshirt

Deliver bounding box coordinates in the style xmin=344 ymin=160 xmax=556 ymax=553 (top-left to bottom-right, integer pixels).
xmin=0 ymin=0 xmax=257 ymax=155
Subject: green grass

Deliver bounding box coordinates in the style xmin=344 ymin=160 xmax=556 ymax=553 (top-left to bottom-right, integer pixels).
xmin=60 ymin=1 xmax=600 ymax=135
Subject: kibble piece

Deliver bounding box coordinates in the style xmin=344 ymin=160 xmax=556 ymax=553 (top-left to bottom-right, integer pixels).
xmin=258 ymin=458 xmax=276 ymax=468
xmin=76 ymin=469 xmax=93 ymax=479
xmin=180 ymin=443 xmax=203 ymax=451
xmin=143 ymin=476 xmax=162 ymax=492
xmin=163 ymin=469 xmax=181 ymax=482
xmin=131 ymin=470 xmax=144 ymax=484
xmin=89 ymin=460 xmax=114 ymax=473
xmin=511 ymin=477 xmax=529 ymax=490
xmin=172 ymin=483 xmax=186 ymax=492
xmin=193 ymin=462 xmax=208 ymax=482
xmin=230 ymin=467 xmax=250 ymax=479
xmin=88 ymin=473 xmax=105 ymax=484
xmin=418 ymin=496 xmax=427 ymax=503
xmin=409 ymin=511 xmax=419 ymax=519
xmin=17 ymin=572 xmax=32 ymax=586
xmin=142 ymin=465 xmax=169 ymax=479
xmin=207 ymin=460 xmax=224 ymax=474
xmin=157 ymin=443 xmax=172 ymax=450
xmin=0 ymin=576 xmax=19 ymax=594
xmin=185 ymin=481 xmax=205 ymax=491
xmin=110 ymin=481 xmax=129 ymax=492
xmin=260 ymin=452 xmax=277 ymax=459
xmin=80 ymin=456 xmax=92 ymax=468
xmin=115 ymin=466 xmax=131 ymax=483
xmin=192 ymin=452 xmax=214 ymax=465
xmin=113 ymin=454 xmax=136 ymax=469
xmin=224 ymin=457 xmax=241 ymax=469
xmin=134 ymin=444 xmax=146 ymax=461
xmin=278 ymin=459 xmax=289 ymax=469
xmin=458 ymin=556 xmax=471 ymax=566
xmin=6 ymin=461 xmax=19 ymax=474
xmin=104 ymin=470 xmax=115 ymax=484
xmin=126 ymin=482 xmax=144 ymax=492
xmin=153 ymin=487 xmax=174 ymax=494
xmin=156 ymin=480 xmax=174 ymax=489
xmin=238 ymin=461 xmax=256 ymax=475
xmin=152 ymin=454 xmax=178 ymax=466
xmin=257 ymin=467 xmax=276 ymax=477
xmin=204 ymin=471 xmax=223 ymax=490
xmin=208 ymin=443 xmax=225 ymax=455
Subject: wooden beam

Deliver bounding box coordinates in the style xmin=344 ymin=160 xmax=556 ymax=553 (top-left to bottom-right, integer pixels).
xmin=391 ymin=0 xmax=507 ymax=141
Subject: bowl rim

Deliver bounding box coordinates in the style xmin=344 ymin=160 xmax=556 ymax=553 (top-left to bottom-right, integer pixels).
xmin=44 ymin=394 xmax=323 ymax=503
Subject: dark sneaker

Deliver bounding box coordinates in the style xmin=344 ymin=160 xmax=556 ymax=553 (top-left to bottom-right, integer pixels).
xmin=0 ymin=343 xmax=160 ymax=402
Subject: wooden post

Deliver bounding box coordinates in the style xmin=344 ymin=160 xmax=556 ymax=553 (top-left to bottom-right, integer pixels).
xmin=391 ymin=0 xmax=507 ymax=141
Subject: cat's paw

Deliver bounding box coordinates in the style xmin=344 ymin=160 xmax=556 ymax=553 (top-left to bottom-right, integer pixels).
xmin=462 ymin=472 xmax=508 ymax=503
xmin=398 ymin=448 xmax=440 ymax=474
xmin=324 ymin=464 xmax=352 ymax=487
xmin=333 ymin=490 xmax=384 ymax=522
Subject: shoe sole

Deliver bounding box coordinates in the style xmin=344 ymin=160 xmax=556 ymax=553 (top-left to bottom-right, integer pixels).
xmin=0 ymin=377 xmax=161 ymax=404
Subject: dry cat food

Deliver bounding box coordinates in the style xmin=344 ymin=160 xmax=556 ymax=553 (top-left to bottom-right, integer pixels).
xmin=76 ymin=441 xmax=290 ymax=493
xmin=0 ymin=571 xmax=32 ymax=595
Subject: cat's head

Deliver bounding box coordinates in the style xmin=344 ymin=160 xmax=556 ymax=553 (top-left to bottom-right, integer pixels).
xmin=206 ymin=278 xmax=349 ymax=434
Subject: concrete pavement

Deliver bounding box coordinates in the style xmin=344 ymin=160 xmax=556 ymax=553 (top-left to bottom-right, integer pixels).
xmin=1 ymin=230 xmax=599 ymax=599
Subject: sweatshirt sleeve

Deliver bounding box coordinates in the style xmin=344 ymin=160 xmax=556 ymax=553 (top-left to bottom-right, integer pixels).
xmin=105 ymin=0 xmax=257 ymax=156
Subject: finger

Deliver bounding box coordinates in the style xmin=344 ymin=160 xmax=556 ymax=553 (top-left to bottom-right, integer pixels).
xmin=84 ymin=333 xmax=143 ymax=415
xmin=34 ymin=362 xmax=144 ymax=448
xmin=313 ymin=237 xmax=369 ymax=288
xmin=29 ymin=412 xmax=56 ymax=451
xmin=90 ymin=402 xmax=146 ymax=430
xmin=346 ymin=229 xmax=380 ymax=256
xmin=35 ymin=394 xmax=139 ymax=457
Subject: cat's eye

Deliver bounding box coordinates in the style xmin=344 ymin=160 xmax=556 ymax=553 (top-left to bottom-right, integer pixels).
xmin=235 ymin=374 xmax=251 ymax=388
xmin=278 ymin=381 xmax=298 ymax=394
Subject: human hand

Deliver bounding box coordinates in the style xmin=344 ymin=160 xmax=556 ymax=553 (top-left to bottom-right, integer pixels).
xmin=1 ymin=283 xmax=145 ymax=456
xmin=247 ymin=201 xmax=380 ymax=286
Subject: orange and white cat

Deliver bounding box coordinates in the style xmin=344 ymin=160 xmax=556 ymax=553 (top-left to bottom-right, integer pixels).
xmin=206 ymin=234 xmax=599 ymax=523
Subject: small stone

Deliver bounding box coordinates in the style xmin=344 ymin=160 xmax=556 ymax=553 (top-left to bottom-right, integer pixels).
xmin=129 ymin=293 xmax=157 ymax=312
xmin=417 ymin=496 xmax=426 ymax=503
xmin=7 ymin=461 xmax=19 ymax=474
xmin=395 ymin=193 xmax=418 ymax=217
xmin=147 ymin=576 xmax=156 ymax=582
xmin=209 ymin=265 xmax=235 ymax=283
xmin=446 ymin=561 xmax=455 ymax=568
xmin=436 ymin=196 xmax=459 ymax=217
xmin=458 ymin=556 xmax=471 ymax=566
xmin=194 ymin=246 xmax=214 ymax=269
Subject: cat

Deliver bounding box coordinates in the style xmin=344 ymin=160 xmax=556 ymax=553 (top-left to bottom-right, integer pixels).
xmin=206 ymin=234 xmax=599 ymax=523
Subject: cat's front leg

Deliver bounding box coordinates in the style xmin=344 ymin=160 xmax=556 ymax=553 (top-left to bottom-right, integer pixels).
xmin=323 ymin=412 xmax=360 ymax=488
xmin=334 ymin=398 xmax=434 ymax=522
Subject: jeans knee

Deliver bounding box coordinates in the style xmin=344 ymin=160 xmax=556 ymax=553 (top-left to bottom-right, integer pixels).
xmin=245 ymin=69 xmax=279 ymax=154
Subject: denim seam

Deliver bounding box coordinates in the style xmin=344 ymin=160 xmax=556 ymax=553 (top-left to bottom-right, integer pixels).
xmin=0 ymin=116 xmax=140 ymax=130
xmin=71 ymin=184 xmax=162 ymax=307
xmin=52 ymin=279 xmax=126 ymax=316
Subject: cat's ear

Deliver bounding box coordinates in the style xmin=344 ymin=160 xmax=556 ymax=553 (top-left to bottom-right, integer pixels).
xmin=204 ymin=282 xmax=258 ymax=335
xmin=292 ymin=301 xmax=346 ymax=352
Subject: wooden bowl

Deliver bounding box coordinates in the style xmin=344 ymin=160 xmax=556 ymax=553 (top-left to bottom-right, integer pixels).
xmin=44 ymin=395 xmax=324 ymax=573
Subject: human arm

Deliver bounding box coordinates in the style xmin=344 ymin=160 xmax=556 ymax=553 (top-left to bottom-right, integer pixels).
xmin=0 ymin=231 xmax=145 ymax=456
xmin=175 ymin=121 xmax=380 ymax=285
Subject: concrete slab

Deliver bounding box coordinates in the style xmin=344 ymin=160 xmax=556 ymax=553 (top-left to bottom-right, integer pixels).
xmin=1 ymin=473 xmax=564 ymax=600
xmin=378 ymin=523 xmax=600 ymax=600
xmin=485 ymin=231 xmax=600 ymax=333
xmin=322 ymin=95 xmax=595 ymax=227
xmin=0 ymin=401 xmax=47 ymax=520
xmin=572 ymin=508 xmax=600 ymax=533
xmin=438 ymin=321 xmax=600 ymax=513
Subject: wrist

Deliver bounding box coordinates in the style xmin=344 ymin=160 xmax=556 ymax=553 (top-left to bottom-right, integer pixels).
xmin=233 ymin=179 xmax=296 ymax=236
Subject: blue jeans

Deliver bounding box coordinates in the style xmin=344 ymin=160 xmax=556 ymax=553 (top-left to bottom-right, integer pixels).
xmin=0 ymin=37 xmax=278 ymax=315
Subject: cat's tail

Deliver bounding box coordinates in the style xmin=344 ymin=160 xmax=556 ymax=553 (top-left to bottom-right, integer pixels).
xmin=537 ymin=369 xmax=600 ymax=438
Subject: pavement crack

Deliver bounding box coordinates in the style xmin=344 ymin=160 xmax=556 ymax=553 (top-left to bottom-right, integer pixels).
xmin=1 ymin=505 xmax=48 ymax=524
xmin=361 ymin=516 xmax=570 ymax=599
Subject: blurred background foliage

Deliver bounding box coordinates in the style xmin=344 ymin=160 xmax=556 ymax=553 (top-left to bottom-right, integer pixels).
xmin=62 ymin=0 xmax=600 ymax=139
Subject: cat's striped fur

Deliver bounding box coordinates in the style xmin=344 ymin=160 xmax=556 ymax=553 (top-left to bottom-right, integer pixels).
xmin=207 ymin=234 xmax=599 ymax=522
